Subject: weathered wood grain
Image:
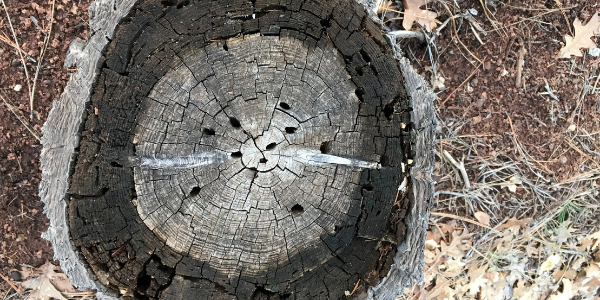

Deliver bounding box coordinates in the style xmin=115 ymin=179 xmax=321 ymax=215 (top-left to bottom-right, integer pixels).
xmin=41 ymin=0 xmax=435 ymax=299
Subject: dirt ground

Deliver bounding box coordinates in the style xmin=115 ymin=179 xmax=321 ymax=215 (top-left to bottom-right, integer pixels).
xmin=0 ymin=0 xmax=90 ymax=278
xmin=0 ymin=0 xmax=599 ymax=299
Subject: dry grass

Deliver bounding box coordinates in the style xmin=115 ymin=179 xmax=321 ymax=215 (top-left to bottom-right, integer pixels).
xmin=379 ymin=0 xmax=600 ymax=298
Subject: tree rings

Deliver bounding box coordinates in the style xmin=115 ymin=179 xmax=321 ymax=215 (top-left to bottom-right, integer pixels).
xmin=67 ymin=0 xmax=411 ymax=299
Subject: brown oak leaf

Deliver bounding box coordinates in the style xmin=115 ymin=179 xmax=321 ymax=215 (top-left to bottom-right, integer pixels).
xmin=402 ymin=0 xmax=438 ymax=31
xmin=559 ymin=12 xmax=600 ymax=58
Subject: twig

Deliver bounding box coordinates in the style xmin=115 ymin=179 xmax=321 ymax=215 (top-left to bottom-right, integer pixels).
xmin=1 ymin=0 xmax=32 ymax=110
xmin=347 ymin=279 xmax=360 ymax=296
xmin=0 ymin=93 xmax=41 ymax=141
xmin=438 ymin=1 xmax=482 ymax=65
xmin=386 ymin=30 xmax=425 ymax=42
xmin=554 ymin=0 xmax=573 ymax=36
xmin=443 ymin=150 xmax=471 ymax=188
xmin=30 ymin=0 xmax=56 ymax=119
xmin=515 ymin=37 xmax=526 ymax=88
xmin=0 ymin=272 xmax=21 ymax=297
xmin=431 ymin=212 xmax=495 ymax=231
xmin=439 ymin=59 xmax=483 ymax=106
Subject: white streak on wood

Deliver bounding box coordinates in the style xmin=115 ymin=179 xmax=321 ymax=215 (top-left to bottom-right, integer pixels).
xmin=294 ymin=149 xmax=381 ymax=169
xmin=129 ymin=152 xmax=228 ymax=169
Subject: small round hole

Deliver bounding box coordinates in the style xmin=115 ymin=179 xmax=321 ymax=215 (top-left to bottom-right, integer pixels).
xmin=279 ymin=102 xmax=290 ymax=110
xmin=285 ymin=127 xmax=297 ymax=134
xmin=231 ymin=151 xmax=242 ymax=158
xmin=189 ymin=186 xmax=201 ymax=197
xmin=229 ymin=117 xmax=241 ymax=128
xmin=110 ymin=161 xmax=123 ymax=168
xmin=383 ymin=102 xmax=395 ymax=120
xmin=360 ymin=49 xmax=371 ymax=63
xmin=266 ymin=142 xmax=277 ymax=151
xmin=176 ymin=0 xmax=190 ymax=8
xmin=320 ymin=18 xmax=331 ymax=28
xmin=259 ymin=158 xmax=268 ymax=163
xmin=203 ymin=128 xmax=215 ymax=135
xmin=355 ymin=88 xmax=365 ymax=101
xmin=291 ymin=204 xmax=304 ymax=215
xmin=320 ymin=141 xmax=332 ymax=154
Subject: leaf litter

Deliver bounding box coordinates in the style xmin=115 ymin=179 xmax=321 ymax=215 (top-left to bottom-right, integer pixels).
xmin=4 ymin=262 xmax=95 ymax=300
xmin=400 ymin=217 xmax=600 ymax=300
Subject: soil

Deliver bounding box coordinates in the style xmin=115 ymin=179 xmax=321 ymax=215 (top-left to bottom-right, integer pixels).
xmin=396 ymin=0 xmax=600 ymax=220
xmin=0 ymin=0 xmax=91 ymax=285
xmin=1 ymin=0 xmax=599 ymax=297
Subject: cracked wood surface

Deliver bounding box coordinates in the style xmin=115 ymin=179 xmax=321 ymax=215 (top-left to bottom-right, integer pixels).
xmin=40 ymin=0 xmax=435 ymax=299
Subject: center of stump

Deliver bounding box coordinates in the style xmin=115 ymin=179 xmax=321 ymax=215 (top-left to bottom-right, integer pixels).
xmin=133 ymin=34 xmax=366 ymax=279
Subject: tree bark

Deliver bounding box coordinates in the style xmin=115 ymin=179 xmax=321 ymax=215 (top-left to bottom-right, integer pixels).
xmin=40 ymin=0 xmax=435 ymax=299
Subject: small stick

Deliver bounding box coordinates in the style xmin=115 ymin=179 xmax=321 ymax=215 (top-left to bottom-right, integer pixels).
xmin=431 ymin=212 xmax=495 ymax=231
xmin=515 ymin=37 xmax=526 ymax=88
xmin=439 ymin=60 xmax=483 ymax=107
xmin=0 ymin=94 xmax=41 ymax=141
xmin=443 ymin=150 xmax=471 ymax=188
xmin=0 ymin=272 xmax=21 ymax=297
xmin=554 ymin=0 xmax=573 ymax=36
xmin=29 ymin=0 xmax=56 ymax=119
xmin=348 ymin=279 xmax=360 ymax=296
xmin=386 ymin=30 xmax=425 ymax=42
xmin=1 ymin=0 xmax=32 ymax=109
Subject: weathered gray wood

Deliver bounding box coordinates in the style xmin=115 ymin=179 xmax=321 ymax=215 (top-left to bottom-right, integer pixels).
xmin=366 ymin=55 xmax=436 ymax=300
xmin=40 ymin=0 xmax=435 ymax=299
xmin=40 ymin=1 xmax=137 ymax=299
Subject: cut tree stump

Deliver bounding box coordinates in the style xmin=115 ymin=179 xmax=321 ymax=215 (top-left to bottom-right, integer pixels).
xmin=40 ymin=0 xmax=436 ymax=299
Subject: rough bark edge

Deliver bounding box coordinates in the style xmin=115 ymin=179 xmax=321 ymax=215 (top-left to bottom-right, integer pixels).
xmin=39 ymin=1 xmax=136 ymax=300
xmin=39 ymin=0 xmax=434 ymax=299
xmin=366 ymin=55 xmax=436 ymax=299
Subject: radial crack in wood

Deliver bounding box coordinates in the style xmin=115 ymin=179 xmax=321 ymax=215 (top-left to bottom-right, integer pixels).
xmin=40 ymin=0 xmax=435 ymax=299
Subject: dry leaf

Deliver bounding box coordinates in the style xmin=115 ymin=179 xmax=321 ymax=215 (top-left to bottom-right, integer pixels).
xmin=18 ymin=262 xmax=92 ymax=300
xmin=549 ymin=278 xmax=575 ymax=300
xmin=578 ymin=230 xmax=600 ymax=252
xmin=438 ymin=220 xmax=458 ymax=236
xmin=497 ymin=216 xmax=533 ymax=230
xmin=559 ymin=12 xmax=600 ymax=58
xmin=402 ymin=0 xmax=438 ymax=31
xmin=552 ymin=269 xmax=578 ymax=281
xmin=474 ymin=211 xmax=490 ymax=226
xmin=539 ymin=254 xmax=561 ymax=275
xmin=440 ymin=258 xmax=465 ymax=277
xmin=21 ymin=263 xmax=68 ymax=300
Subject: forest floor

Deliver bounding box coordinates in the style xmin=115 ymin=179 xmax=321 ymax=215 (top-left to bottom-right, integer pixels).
xmin=0 ymin=0 xmax=599 ymax=299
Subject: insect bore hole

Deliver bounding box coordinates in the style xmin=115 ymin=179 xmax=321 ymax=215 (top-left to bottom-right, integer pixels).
xmin=229 ymin=117 xmax=241 ymax=128
xmin=285 ymin=127 xmax=297 ymax=134
xmin=203 ymin=128 xmax=215 ymax=135
xmin=266 ymin=142 xmax=277 ymax=150
xmin=320 ymin=141 xmax=332 ymax=154
xmin=279 ymin=102 xmax=291 ymax=110
xmin=291 ymin=204 xmax=304 ymax=216
xmin=189 ymin=186 xmax=201 ymax=197
xmin=259 ymin=158 xmax=268 ymax=163
xmin=231 ymin=151 xmax=243 ymax=158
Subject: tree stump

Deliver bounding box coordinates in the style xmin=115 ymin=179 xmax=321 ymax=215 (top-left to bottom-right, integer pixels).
xmin=40 ymin=0 xmax=436 ymax=299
